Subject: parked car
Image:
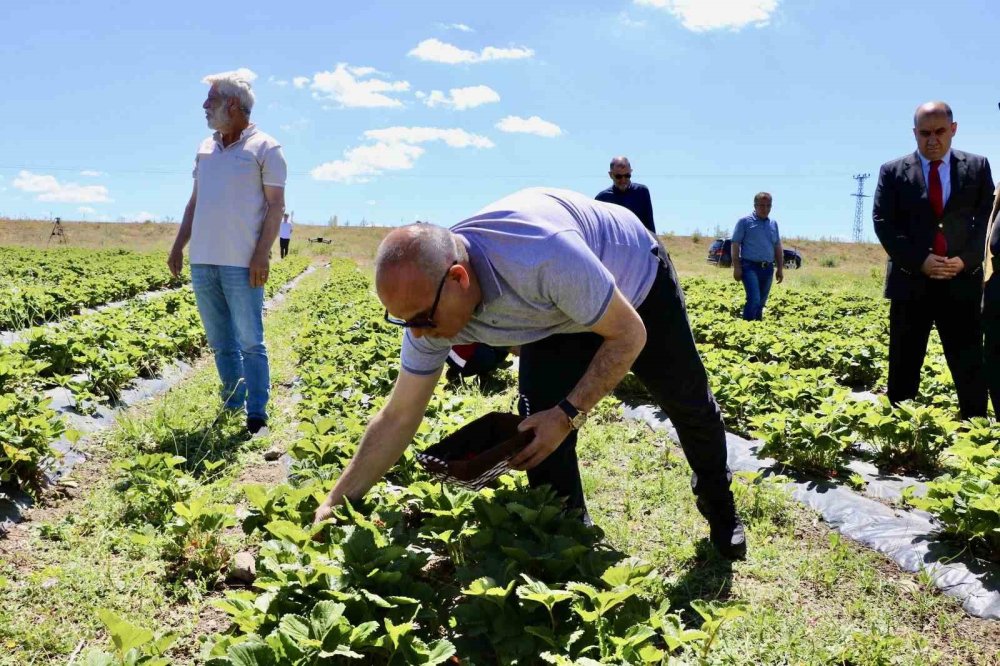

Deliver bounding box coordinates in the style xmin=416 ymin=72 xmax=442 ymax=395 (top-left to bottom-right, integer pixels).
xmin=707 ymin=238 xmax=803 ymax=269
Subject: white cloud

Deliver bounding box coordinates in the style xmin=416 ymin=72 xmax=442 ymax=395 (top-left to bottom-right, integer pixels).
xmin=13 ymin=170 xmax=113 ymax=203
xmin=80 ymin=170 xmax=105 ymax=177
xmin=408 ymin=38 xmax=534 ymax=64
xmin=201 ymin=67 xmax=258 ymax=84
xmin=421 ymin=85 xmax=500 ymax=110
xmin=635 ymin=0 xmax=778 ymax=32
xmin=495 ymin=115 xmax=563 ymax=138
xmin=268 ymin=75 xmax=289 ymax=86
xmin=363 ymin=127 xmax=494 ymax=148
xmin=312 ymin=126 xmax=494 ymax=184
xmin=439 ymin=22 xmax=474 ymax=32
xmin=77 ymin=206 xmax=97 ymax=215
xmin=292 ymin=76 xmax=310 ymax=89
xmin=303 ymin=63 xmax=410 ymax=108
xmin=311 ymin=143 xmax=425 ymax=183
xmin=366 ymin=200 xmax=378 ymax=205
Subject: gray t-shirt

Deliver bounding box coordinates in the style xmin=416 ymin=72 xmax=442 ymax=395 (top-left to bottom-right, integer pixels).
xmin=400 ymin=187 xmax=660 ymax=375
xmin=190 ymin=124 xmax=287 ymax=267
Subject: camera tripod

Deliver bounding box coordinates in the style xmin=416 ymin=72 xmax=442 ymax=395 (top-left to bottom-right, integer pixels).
xmin=48 ymin=217 xmax=67 ymax=246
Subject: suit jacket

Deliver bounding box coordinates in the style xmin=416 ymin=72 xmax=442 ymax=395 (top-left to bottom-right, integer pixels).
xmin=873 ymin=149 xmax=994 ymax=301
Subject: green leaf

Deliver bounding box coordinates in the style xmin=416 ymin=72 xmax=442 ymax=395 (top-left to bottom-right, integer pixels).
xmin=227 ymin=641 xmax=278 ymax=666
xmin=96 ymin=609 xmax=153 ymax=658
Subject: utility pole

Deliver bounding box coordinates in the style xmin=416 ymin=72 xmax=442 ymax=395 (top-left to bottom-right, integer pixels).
xmin=852 ymin=173 xmax=871 ymax=242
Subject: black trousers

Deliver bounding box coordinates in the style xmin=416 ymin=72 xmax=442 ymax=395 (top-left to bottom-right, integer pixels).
xmin=517 ymin=249 xmax=732 ymax=520
xmin=888 ymin=291 xmax=987 ymax=419
xmin=982 ymin=276 xmax=1000 ymax=416
xmin=279 ymin=238 xmax=290 ymax=258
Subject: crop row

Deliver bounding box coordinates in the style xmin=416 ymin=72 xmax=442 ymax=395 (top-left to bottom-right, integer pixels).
xmin=0 ymin=256 xmax=309 ymax=494
xmin=0 ymin=247 xmax=185 ymax=331
xmin=676 ymin=282 xmax=1000 ymax=559
xmin=681 ymin=278 xmax=887 ymax=337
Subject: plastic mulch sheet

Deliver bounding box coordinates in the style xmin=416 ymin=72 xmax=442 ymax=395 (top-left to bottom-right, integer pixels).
xmin=622 ymin=403 xmax=1000 ymax=620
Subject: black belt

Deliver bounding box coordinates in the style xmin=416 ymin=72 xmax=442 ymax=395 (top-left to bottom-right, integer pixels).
xmin=743 ymin=259 xmax=774 ymax=268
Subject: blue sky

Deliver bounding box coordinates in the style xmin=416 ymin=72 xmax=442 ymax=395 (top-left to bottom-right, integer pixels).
xmin=1 ymin=0 xmax=998 ymax=241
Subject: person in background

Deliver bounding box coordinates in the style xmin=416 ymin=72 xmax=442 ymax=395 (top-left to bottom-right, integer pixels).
xmin=873 ymin=101 xmax=992 ymax=420
xmin=595 ymin=156 xmax=656 ymax=234
xmin=279 ymin=212 xmax=293 ymax=259
xmin=167 ymin=71 xmax=287 ymax=436
xmin=732 ymin=192 xmax=784 ymax=321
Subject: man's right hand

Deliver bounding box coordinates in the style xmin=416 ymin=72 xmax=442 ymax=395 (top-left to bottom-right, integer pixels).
xmin=733 ymin=264 xmax=742 ymax=281
xmin=167 ymin=247 xmax=184 ymax=278
xmin=313 ymin=500 xmax=335 ymax=525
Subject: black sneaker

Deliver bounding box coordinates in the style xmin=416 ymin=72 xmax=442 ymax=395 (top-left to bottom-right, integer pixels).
xmin=696 ymin=494 xmax=747 ymax=560
xmin=246 ymin=417 xmax=268 ymax=437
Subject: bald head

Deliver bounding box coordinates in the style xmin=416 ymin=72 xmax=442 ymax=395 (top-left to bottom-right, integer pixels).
xmin=375 ymin=223 xmax=466 ymax=289
xmin=912 ymin=101 xmax=957 ymax=162
xmin=914 ymin=101 xmax=953 ymax=127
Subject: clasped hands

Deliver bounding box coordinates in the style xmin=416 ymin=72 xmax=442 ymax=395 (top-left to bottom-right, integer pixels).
xmin=921 ymin=254 xmax=964 ymax=280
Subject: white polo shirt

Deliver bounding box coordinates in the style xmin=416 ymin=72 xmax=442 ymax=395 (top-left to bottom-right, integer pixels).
xmin=190 ymin=124 xmax=287 ymax=267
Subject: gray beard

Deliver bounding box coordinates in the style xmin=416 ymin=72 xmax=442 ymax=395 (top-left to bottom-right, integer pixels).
xmin=207 ymin=106 xmax=229 ymax=131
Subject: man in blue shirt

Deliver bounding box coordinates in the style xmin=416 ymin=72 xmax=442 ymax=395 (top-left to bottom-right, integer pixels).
xmin=732 ymin=192 xmax=784 ymax=320
xmin=314 ymin=188 xmax=746 ymax=560
xmin=595 ymin=156 xmax=656 ymax=234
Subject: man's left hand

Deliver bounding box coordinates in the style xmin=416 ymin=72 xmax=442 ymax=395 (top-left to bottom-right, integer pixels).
xmin=775 ymin=268 xmax=784 ymax=284
xmin=509 ymin=407 xmax=573 ymax=471
xmin=941 ymin=256 xmax=964 ymax=279
xmin=249 ymin=253 xmax=270 ymax=287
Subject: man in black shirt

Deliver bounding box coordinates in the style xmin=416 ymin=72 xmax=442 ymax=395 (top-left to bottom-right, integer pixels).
xmin=595 ymin=156 xmax=656 ymax=234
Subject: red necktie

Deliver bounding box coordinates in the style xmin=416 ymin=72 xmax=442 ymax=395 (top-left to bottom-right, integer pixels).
xmin=929 ymin=159 xmax=947 ymax=255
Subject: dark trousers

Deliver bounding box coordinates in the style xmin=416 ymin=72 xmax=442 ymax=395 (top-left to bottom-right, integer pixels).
xmin=279 ymin=238 xmax=290 ymax=258
xmin=983 ymin=276 xmax=1000 ymax=416
xmin=517 ymin=250 xmax=732 ymax=520
xmin=888 ymin=292 xmax=987 ymax=419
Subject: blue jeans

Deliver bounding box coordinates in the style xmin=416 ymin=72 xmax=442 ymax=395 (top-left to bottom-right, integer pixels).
xmin=740 ymin=259 xmax=774 ymax=321
xmin=190 ymin=264 xmax=269 ymax=421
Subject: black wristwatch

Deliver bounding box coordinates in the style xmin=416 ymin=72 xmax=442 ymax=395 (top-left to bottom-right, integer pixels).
xmin=557 ymin=398 xmax=588 ymax=430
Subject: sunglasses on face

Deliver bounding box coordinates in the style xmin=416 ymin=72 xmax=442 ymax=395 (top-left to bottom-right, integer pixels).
xmin=612 ymin=173 xmax=632 ymax=180
xmin=384 ymin=261 xmax=457 ymax=329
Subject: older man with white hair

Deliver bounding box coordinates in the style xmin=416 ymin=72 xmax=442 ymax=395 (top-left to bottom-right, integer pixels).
xmin=168 ymin=71 xmax=287 ymax=436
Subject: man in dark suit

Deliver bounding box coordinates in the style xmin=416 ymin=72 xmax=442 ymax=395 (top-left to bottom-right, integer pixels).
xmin=873 ymin=101 xmax=994 ymax=419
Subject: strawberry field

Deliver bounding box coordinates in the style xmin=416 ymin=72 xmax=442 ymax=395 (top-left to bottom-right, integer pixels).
xmin=0 ymin=251 xmax=998 ymax=665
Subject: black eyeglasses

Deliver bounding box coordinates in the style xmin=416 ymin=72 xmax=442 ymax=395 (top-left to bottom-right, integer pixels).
xmin=612 ymin=173 xmax=632 ymax=180
xmin=384 ymin=261 xmax=457 ymax=329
